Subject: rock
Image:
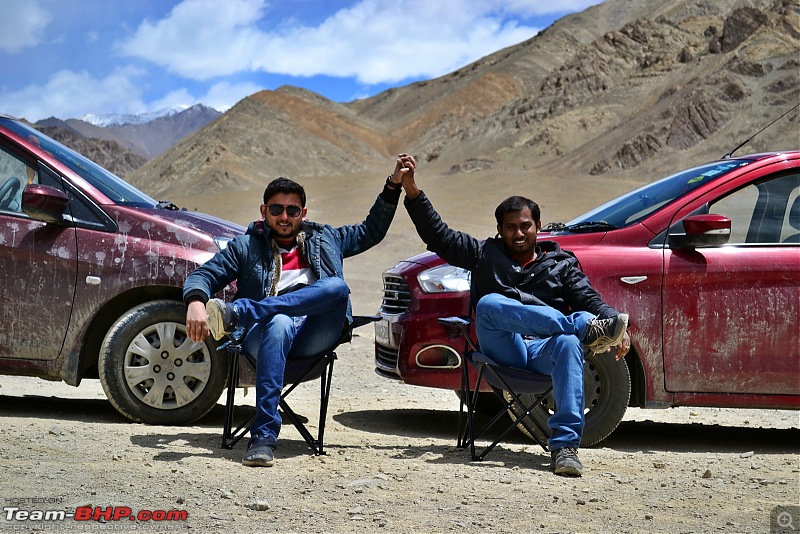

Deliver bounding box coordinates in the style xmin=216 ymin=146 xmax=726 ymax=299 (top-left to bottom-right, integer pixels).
xmin=721 ymin=7 xmax=769 ymax=52
xmin=677 ymin=47 xmax=693 ymax=63
xmin=245 ymin=500 xmax=270 ymax=511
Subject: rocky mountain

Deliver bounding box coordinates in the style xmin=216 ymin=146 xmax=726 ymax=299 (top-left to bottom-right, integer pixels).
xmin=129 ymin=0 xmax=798 ymax=201
xmin=35 ymin=104 xmax=221 ymax=173
xmin=34 ymin=126 xmax=148 ymax=178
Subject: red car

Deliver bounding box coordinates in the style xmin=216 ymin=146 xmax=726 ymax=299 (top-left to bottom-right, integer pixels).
xmin=375 ymin=151 xmax=800 ymax=446
xmin=0 ymin=115 xmax=243 ymax=424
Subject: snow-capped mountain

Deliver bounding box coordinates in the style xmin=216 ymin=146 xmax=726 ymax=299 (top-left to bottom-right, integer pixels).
xmin=35 ymin=104 xmax=223 ymax=172
xmin=80 ymin=105 xmax=218 ymax=127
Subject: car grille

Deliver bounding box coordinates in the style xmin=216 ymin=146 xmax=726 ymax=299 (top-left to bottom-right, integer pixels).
xmin=375 ymin=343 xmax=400 ymax=378
xmin=380 ymin=274 xmax=411 ymax=314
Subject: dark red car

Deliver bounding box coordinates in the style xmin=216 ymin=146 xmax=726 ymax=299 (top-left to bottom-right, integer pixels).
xmin=0 ymin=115 xmax=243 ymax=424
xmin=375 ymin=151 xmax=800 ymax=446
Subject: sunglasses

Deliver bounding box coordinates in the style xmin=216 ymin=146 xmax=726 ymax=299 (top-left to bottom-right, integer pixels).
xmin=265 ymin=203 xmax=303 ymax=218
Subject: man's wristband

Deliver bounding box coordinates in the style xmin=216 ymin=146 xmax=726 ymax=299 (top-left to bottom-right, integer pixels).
xmin=385 ymin=175 xmax=400 ymax=190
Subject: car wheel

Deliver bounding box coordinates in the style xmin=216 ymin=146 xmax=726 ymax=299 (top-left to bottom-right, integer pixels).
xmin=98 ymin=300 xmax=228 ymax=425
xmin=505 ymin=351 xmax=631 ymax=447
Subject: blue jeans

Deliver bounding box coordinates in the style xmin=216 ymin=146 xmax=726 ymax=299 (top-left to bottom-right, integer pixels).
xmin=235 ymin=277 xmax=350 ymax=447
xmin=474 ymin=293 xmax=594 ymax=450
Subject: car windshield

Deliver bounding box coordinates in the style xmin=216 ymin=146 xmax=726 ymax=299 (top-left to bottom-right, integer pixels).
xmin=562 ymin=159 xmax=753 ymax=230
xmin=2 ymin=117 xmax=157 ymax=208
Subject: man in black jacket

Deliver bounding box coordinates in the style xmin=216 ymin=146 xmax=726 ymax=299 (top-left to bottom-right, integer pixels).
xmin=399 ymin=157 xmax=630 ymax=476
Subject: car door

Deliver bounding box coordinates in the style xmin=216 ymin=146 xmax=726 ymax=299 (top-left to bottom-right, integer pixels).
xmin=0 ymin=143 xmax=78 ymax=360
xmin=663 ymin=169 xmax=800 ymax=395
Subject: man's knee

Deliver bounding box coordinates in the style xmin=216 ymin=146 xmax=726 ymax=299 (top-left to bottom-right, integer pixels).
xmin=317 ymin=277 xmax=350 ymax=300
xmin=552 ymin=335 xmax=584 ymax=362
xmin=476 ymin=293 xmax=510 ymax=316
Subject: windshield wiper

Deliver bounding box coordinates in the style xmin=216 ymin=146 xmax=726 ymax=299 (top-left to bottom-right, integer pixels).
xmin=542 ymin=222 xmax=568 ymax=231
xmin=156 ymin=200 xmax=182 ymax=211
xmin=567 ymin=221 xmax=617 ymax=233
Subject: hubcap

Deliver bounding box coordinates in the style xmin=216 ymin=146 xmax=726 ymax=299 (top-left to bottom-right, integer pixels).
xmin=123 ymin=321 xmax=212 ymax=410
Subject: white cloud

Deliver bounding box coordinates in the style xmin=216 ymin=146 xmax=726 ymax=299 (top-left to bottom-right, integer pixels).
xmin=149 ymin=81 xmax=260 ymax=112
xmin=200 ymin=81 xmax=263 ymax=111
xmin=118 ymin=0 xmax=600 ymax=84
xmin=254 ymin=0 xmax=538 ymax=85
xmin=0 ymin=68 xmax=147 ymax=121
xmin=0 ymin=66 xmax=254 ymax=121
xmin=118 ymin=0 xmax=268 ymax=80
xmin=0 ymin=0 xmax=52 ymax=53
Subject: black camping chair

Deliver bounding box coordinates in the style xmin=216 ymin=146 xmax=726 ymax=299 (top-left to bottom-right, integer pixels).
xmin=220 ymin=315 xmax=379 ymax=455
xmin=438 ymin=316 xmax=554 ymax=461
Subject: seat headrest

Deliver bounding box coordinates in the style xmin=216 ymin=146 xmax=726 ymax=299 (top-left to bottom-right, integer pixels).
xmin=790 ymin=196 xmax=800 ymax=231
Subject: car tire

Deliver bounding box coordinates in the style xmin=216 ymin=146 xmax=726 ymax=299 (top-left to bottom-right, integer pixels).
xmin=98 ymin=300 xmax=227 ymax=425
xmin=505 ymin=351 xmax=631 ymax=447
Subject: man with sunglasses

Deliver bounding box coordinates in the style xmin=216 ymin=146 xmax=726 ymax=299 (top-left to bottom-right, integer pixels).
xmin=396 ymin=155 xmax=630 ymax=477
xmin=183 ymin=155 xmax=414 ymax=466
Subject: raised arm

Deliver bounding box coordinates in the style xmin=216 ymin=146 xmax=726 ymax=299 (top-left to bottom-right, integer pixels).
xmin=400 ymin=157 xmax=483 ymax=271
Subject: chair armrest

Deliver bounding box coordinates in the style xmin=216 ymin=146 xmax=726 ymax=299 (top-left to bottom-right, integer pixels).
xmin=351 ymin=315 xmax=381 ymax=330
xmin=437 ymin=316 xmax=479 ymax=353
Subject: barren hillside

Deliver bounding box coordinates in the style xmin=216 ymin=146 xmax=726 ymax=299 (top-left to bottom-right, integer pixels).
xmin=128 ymin=0 xmax=798 ymax=214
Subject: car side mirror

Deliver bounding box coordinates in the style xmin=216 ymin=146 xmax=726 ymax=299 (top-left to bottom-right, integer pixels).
xmin=668 ymin=214 xmax=731 ymax=249
xmin=22 ymin=184 xmax=69 ymax=224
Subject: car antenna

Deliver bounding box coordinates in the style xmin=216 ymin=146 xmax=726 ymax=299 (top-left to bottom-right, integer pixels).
xmin=722 ymin=103 xmax=799 ymax=159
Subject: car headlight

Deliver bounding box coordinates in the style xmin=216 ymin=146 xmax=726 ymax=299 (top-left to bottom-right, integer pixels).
xmin=213 ymin=237 xmax=231 ymax=251
xmin=417 ymin=265 xmax=471 ymax=293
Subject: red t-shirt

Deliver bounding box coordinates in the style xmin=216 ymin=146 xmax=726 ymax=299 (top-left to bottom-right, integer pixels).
xmin=277 ymin=243 xmax=317 ymax=293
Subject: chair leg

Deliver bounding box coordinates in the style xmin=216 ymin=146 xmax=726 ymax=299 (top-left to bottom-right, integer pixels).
xmin=482 ymin=374 xmax=550 ymax=459
xmin=279 ymin=353 xmax=336 ymax=456
xmin=457 ymin=358 xmax=471 ymax=449
xmin=502 ymin=385 xmax=552 ymax=452
xmin=465 ymin=363 xmax=553 ymax=461
xmin=221 ymin=353 xmax=255 ymax=450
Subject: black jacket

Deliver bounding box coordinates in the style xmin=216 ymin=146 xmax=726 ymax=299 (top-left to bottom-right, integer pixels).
xmin=405 ymin=191 xmax=618 ymax=319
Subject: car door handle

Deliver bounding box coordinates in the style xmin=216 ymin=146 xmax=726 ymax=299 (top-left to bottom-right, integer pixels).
xmin=621 ymin=276 xmax=648 ymax=285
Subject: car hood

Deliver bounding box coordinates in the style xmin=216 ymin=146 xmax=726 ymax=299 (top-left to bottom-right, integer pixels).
xmin=153 ymin=208 xmax=245 ymax=239
xmin=101 ymin=205 xmax=245 ymax=253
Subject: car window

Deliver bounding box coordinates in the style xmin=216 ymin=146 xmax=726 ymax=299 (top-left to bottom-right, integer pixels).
xmin=710 ymin=172 xmax=800 ymax=244
xmin=0 ymin=143 xmax=38 ymax=214
xmin=1 ymin=117 xmax=157 ymax=208
xmin=566 ymin=159 xmax=752 ymax=230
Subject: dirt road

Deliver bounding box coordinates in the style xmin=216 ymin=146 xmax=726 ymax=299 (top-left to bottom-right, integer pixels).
xmin=1 ymin=330 xmax=797 ymax=533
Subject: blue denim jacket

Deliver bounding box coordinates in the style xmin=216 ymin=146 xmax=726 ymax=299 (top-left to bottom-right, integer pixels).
xmin=183 ymin=190 xmax=399 ymax=323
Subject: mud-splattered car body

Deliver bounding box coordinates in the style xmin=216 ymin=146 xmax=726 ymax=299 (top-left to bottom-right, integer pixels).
xmin=375 ymin=151 xmax=800 ymax=446
xmin=0 ymin=115 xmax=244 ymax=424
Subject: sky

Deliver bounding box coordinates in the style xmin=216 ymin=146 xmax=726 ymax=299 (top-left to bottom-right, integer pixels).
xmin=0 ymin=0 xmax=603 ymax=122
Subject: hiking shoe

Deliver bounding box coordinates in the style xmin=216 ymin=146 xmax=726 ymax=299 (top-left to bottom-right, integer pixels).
xmin=551 ymin=447 xmax=583 ymax=477
xmin=242 ymin=438 xmax=275 ymax=467
xmin=206 ymin=298 xmax=238 ymax=341
xmin=583 ymin=313 xmax=628 ymax=354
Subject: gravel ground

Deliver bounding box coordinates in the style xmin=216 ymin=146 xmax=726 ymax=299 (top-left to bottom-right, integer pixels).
xmin=1 ymin=330 xmax=798 ymax=534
